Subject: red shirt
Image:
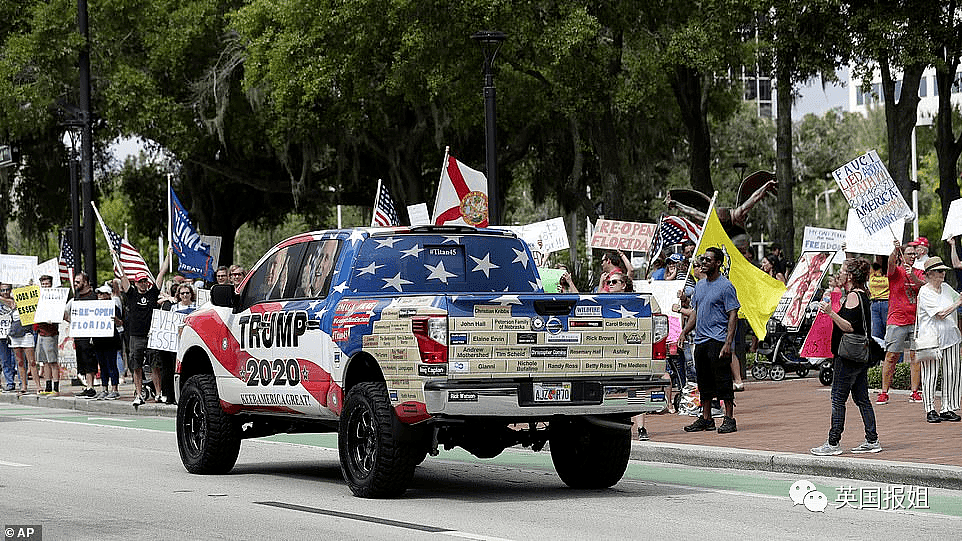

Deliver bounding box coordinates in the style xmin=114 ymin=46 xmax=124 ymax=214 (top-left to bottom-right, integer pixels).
xmin=887 ymin=265 xmax=924 ymax=326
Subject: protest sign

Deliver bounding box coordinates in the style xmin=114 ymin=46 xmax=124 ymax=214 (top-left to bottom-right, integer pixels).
xmin=33 ymin=258 xmax=61 ymax=285
xmin=802 ymin=226 xmax=846 ymax=264
xmin=147 ymin=309 xmax=187 ymax=352
xmin=196 ymin=288 xmax=210 ymax=307
xmin=772 ymin=252 xmax=833 ymax=332
xmin=537 ymin=267 xmax=565 ymax=294
xmin=942 ymin=198 xmax=962 ymax=240
xmin=0 ymin=303 xmax=13 ymax=339
xmin=34 ymin=287 xmax=69 ymax=323
xmin=832 ymin=150 xmax=913 ymax=236
xmin=68 ymin=299 xmax=116 ymax=338
xmin=12 ymin=285 xmax=40 ymax=326
xmin=589 ymin=219 xmax=656 ymax=252
xmin=845 ymin=208 xmax=905 ymax=255
xmin=799 ymin=289 xmax=840 ymax=359
xmin=497 ymin=217 xmax=570 ymax=264
xmin=0 ymin=254 xmax=38 ymax=285
xmin=407 ymin=203 xmax=430 ymax=226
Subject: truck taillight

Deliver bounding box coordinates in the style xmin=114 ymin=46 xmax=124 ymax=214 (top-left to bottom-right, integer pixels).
xmin=652 ymin=314 xmax=669 ymax=360
xmin=412 ymin=316 xmax=448 ymax=364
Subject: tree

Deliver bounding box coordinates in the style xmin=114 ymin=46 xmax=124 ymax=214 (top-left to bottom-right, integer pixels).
xmin=930 ymin=2 xmax=962 ymax=231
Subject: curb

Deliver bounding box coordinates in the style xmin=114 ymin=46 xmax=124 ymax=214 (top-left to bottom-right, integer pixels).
xmin=0 ymin=391 xmax=178 ymax=418
xmin=630 ymin=441 xmax=962 ymax=490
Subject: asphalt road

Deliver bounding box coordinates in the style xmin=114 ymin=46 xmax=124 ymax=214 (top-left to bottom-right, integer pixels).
xmin=1 ymin=403 xmax=960 ymax=540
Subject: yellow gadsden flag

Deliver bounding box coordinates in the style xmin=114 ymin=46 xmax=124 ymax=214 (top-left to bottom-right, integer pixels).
xmin=696 ymin=210 xmax=786 ymax=341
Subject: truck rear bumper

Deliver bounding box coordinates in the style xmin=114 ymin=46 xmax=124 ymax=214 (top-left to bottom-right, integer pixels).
xmin=423 ymin=377 xmax=669 ymax=416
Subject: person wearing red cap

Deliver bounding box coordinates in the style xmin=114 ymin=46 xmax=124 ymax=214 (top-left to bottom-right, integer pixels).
xmin=912 ymin=237 xmax=930 ymax=271
xmin=878 ymin=240 xmax=925 ymax=405
xmin=120 ymin=250 xmax=169 ymax=407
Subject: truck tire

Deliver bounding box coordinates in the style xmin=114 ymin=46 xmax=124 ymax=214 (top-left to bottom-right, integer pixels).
xmin=549 ymin=417 xmax=631 ymax=489
xmin=338 ymin=381 xmax=417 ymax=498
xmin=177 ymin=374 xmax=241 ymax=474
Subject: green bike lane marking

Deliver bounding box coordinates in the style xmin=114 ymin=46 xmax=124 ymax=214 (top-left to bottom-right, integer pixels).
xmin=9 ymin=406 xmax=962 ymax=518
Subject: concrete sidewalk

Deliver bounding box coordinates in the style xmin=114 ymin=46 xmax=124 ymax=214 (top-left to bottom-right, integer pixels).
xmin=3 ymin=376 xmax=961 ymax=490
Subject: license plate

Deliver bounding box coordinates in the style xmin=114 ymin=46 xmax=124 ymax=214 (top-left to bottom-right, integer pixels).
xmin=533 ymin=382 xmax=572 ymax=402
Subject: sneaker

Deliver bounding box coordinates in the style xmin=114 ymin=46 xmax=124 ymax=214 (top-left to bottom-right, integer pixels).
xmin=132 ymin=397 xmax=145 ymax=407
xmin=638 ymin=427 xmax=650 ymax=441
xmin=811 ymin=442 xmax=843 ymax=456
xmin=80 ymin=387 xmax=97 ymax=398
xmin=106 ymin=391 xmax=120 ymax=400
xmin=717 ymin=416 xmax=737 ymax=434
xmin=156 ymin=395 xmax=167 ymax=404
xmin=926 ymin=410 xmax=941 ymax=423
xmin=909 ymin=391 xmax=923 ymax=403
xmin=96 ymin=390 xmax=109 ymax=400
xmin=733 ymin=382 xmax=745 ymax=392
xmin=684 ymin=417 xmax=716 ymax=432
xmin=851 ymin=440 xmax=882 ymax=454
xmin=876 ymin=392 xmax=889 ymax=405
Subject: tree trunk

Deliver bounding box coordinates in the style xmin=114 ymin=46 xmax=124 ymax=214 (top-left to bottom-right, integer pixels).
xmin=670 ymin=65 xmax=714 ymax=196
xmin=775 ymin=68 xmax=796 ymax=262
xmin=880 ymin=60 xmax=924 ymax=242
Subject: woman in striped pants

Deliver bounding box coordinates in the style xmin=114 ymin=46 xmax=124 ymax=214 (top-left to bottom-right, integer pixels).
xmin=915 ymin=257 xmax=962 ymax=423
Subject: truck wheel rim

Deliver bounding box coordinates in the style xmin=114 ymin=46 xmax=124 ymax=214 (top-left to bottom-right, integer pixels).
xmin=184 ymin=395 xmax=207 ymax=454
xmin=348 ymin=407 xmax=377 ymax=477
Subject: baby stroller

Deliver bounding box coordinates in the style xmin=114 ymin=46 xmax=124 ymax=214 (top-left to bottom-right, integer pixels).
xmin=751 ymin=301 xmax=821 ymax=381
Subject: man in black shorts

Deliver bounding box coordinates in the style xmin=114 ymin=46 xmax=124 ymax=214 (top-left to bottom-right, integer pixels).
xmin=66 ymin=273 xmax=99 ymax=397
xmin=121 ymin=253 xmax=168 ymax=406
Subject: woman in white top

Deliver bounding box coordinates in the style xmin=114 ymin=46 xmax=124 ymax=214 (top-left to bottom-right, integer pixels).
xmin=916 ymin=257 xmax=962 ymax=423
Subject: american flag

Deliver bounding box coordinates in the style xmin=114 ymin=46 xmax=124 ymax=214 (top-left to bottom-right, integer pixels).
xmin=58 ymin=231 xmax=75 ymax=284
xmin=372 ymin=180 xmax=400 ymax=227
xmin=650 ymin=215 xmax=702 ymax=259
xmin=104 ymin=225 xmax=152 ymax=281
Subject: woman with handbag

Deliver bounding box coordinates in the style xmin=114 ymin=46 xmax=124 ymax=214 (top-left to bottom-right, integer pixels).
xmin=811 ymin=258 xmax=882 ymax=456
xmin=915 ymin=257 xmax=962 ymax=423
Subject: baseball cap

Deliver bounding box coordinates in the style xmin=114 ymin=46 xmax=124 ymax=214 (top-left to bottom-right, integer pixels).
xmin=96 ymin=285 xmax=112 ymax=294
xmin=667 ymin=253 xmax=684 ymax=263
xmin=134 ymin=272 xmax=150 ymax=282
xmin=915 ymin=236 xmax=929 ymax=247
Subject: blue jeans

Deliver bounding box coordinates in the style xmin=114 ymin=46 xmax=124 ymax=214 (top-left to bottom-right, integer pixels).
xmin=95 ymin=348 xmax=120 ymax=387
xmin=0 ymin=339 xmax=17 ymax=389
xmin=870 ymin=300 xmax=888 ymax=340
xmin=828 ymin=356 xmax=878 ymax=446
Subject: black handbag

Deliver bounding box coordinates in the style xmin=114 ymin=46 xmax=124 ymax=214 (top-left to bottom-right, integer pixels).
xmin=837 ymin=292 xmax=871 ymax=364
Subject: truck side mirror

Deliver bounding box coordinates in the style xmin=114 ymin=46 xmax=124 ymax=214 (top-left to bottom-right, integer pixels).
xmin=210 ymin=284 xmax=237 ymax=308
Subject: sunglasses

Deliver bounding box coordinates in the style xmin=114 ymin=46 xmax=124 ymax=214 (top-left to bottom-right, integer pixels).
xmin=230 ymin=272 xmax=243 ymax=277
xmin=0 ymin=288 xmax=11 ymax=293
xmin=607 ymin=279 xmax=624 ymax=285
xmin=179 ymin=291 xmax=192 ymax=295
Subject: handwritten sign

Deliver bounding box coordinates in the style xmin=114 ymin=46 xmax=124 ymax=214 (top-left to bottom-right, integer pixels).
xmin=147 ymin=309 xmax=187 ymax=352
xmin=802 ymin=227 xmax=845 ymax=253
xmin=589 ymin=219 xmax=656 ymax=252
xmin=12 ymin=285 xmax=40 ymax=326
xmin=942 ymin=198 xmax=962 ymax=240
xmin=0 ymin=254 xmax=38 ymax=285
xmin=832 ymin=150 xmax=912 ymax=236
xmin=407 ymin=203 xmax=430 ymax=226
xmin=195 ymin=288 xmax=210 ymax=307
xmin=33 ymin=258 xmax=61 ymax=285
xmin=845 ymin=208 xmax=905 ymax=255
xmin=497 ymin=217 xmax=570 ymax=257
xmin=0 ymin=304 xmax=13 ymax=339
xmin=69 ymin=299 xmax=116 ymax=338
xmin=34 ymin=287 xmax=70 ymax=323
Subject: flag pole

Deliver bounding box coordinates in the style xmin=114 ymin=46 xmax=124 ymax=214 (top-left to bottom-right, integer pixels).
xmin=684 ymin=191 xmax=720 ymax=280
xmin=646 ymin=212 xmax=666 ymax=278
xmin=432 ymin=146 xmax=450 ymax=225
xmin=89 ymin=201 xmax=125 ymax=278
xmin=167 ymin=174 xmax=173 ymax=273
xmin=371 ymin=178 xmax=382 ymax=227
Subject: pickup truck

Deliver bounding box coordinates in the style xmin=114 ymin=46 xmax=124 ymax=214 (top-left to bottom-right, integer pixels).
xmin=175 ymin=226 xmax=670 ymax=497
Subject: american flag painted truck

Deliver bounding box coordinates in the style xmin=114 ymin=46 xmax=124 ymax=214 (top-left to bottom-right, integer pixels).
xmin=175 ymin=226 xmax=670 ymax=497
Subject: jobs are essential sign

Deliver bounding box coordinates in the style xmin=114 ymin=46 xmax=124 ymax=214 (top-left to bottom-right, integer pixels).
xmin=12 ymin=285 xmax=40 ymax=326
xmin=69 ymin=300 xmax=116 ymax=338
xmin=147 ymin=309 xmax=187 ymax=352
xmin=589 ymin=219 xmax=656 ymax=252
xmin=832 ymin=150 xmax=912 ymax=236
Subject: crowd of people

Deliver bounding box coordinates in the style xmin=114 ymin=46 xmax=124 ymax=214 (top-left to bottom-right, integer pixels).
xmin=0 ymin=253 xmax=248 ymax=408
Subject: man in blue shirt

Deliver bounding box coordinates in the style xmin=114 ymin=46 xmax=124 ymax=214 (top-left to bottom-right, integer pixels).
xmin=677 ymin=246 xmax=741 ymax=434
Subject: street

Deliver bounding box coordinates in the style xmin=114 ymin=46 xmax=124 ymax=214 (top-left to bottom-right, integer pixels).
xmin=1 ymin=402 xmax=960 ymax=540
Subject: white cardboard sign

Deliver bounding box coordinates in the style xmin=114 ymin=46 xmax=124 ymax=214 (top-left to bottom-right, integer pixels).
xmin=34 ymin=287 xmax=70 ymax=323
xmin=845 ymin=208 xmax=905 ymax=255
xmin=68 ymin=300 xmax=116 ymax=338
xmin=147 ymin=309 xmax=187 ymax=352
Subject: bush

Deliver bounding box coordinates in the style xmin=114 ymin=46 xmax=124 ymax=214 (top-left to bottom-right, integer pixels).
xmin=867 ymin=360 xmax=939 ymax=390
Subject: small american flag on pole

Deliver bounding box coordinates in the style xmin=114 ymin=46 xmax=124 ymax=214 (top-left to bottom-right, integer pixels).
xmin=649 ymin=215 xmax=702 ymax=259
xmin=58 ymin=231 xmax=75 ymax=285
xmin=90 ymin=202 xmax=154 ymax=281
xmin=371 ymin=179 xmax=400 ymax=227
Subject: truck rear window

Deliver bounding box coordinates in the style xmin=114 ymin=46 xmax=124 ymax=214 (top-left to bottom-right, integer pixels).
xmin=350 ymin=234 xmax=540 ymax=293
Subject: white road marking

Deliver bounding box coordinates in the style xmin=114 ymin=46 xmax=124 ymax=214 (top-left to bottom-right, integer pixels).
xmin=0 ymin=459 xmax=30 ymax=467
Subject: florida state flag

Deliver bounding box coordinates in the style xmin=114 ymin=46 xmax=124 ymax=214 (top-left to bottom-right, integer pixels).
xmin=432 ymin=148 xmax=488 ymax=227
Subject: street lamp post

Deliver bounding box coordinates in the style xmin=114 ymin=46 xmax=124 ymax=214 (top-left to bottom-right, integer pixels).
xmin=62 ymin=121 xmax=83 ymax=276
xmin=77 ymin=0 xmax=96 ymax=279
xmin=471 ymin=30 xmax=506 ymax=227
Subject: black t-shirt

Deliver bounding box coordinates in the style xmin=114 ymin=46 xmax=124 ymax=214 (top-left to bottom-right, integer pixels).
xmin=831 ymin=291 xmax=869 ymax=356
xmin=125 ymin=284 xmax=159 ymax=337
